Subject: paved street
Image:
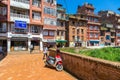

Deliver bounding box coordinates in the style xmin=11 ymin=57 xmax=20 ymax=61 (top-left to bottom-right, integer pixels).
xmin=0 ymin=53 xmax=76 ymax=80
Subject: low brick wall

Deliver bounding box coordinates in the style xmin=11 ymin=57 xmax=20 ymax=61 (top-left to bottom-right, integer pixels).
xmin=49 ymin=49 xmax=120 ymax=80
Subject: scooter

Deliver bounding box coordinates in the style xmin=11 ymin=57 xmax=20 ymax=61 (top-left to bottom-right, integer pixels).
xmin=44 ymin=55 xmax=63 ymax=71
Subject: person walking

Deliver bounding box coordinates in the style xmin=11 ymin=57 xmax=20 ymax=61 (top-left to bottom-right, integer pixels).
xmin=43 ymin=45 xmax=48 ymax=60
xmin=30 ymin=44 xmax=34 ymax=53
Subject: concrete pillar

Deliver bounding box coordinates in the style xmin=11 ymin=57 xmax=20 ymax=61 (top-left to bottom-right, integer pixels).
xmin=40 ymin=28 xmax=43 ymax=51
xmin=40 ymin=40 xmax=43 ymax=51
xmin=7 ymin=38 xmax=11 ymax=52
xmin=28 ymin=38 xmax=31 ymax=51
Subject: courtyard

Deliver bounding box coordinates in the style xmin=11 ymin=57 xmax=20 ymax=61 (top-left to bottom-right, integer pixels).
xmin=0 ymin=53 xmax=76 ymax=80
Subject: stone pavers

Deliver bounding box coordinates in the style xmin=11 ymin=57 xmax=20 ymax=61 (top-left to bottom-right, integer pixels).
xmin=0 ymin=53 xmax=76 ymax=80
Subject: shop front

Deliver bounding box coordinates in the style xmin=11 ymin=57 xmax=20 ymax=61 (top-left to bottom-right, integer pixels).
xmin=89 ymin=40 xmax=100 ymax=46
xmin=0 ymin=37 xmax=7 ymax=52
xmin=31 ymin=37 xmax=40 ymax=50
xmin=11 ymin=37 xmax=28 ymax=51
xmin=43 ymin=39 xmax=56 ymax=48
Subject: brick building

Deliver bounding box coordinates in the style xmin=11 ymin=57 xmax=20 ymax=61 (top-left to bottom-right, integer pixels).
xmin=66 ymin=14 xmax=87 ymax=47
xmin=56 ymin=4 xmax=66 ymax=47
xmin=0 ymin=0 xmax=57 ymax=52
xmin=77 ymin=3 xmax=101 ymax=46
xmin=43 ymin=0 xmax=57 ymax=47
xmin=98 ymin=10 xmax=117 ymax=46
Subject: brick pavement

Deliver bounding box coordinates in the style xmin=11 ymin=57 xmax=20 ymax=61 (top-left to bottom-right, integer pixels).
xmin=0 ymin=53 xmax=77 ymax=80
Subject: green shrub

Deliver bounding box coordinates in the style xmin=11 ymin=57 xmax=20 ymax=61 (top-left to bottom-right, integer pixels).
xmin=60 ymin=47 xmax=120 ymax=62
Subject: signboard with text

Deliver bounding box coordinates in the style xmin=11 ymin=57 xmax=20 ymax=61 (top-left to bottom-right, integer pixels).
xmin=15 ymin=20 xmax=27 ymax=29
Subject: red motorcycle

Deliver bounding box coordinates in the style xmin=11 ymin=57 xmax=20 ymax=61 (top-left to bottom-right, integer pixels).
xmin=44 ymin=54 xmax=63 ymax=71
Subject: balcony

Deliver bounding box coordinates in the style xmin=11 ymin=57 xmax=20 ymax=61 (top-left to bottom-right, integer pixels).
xmin=116 ymin=33 xmax=120 ymax=37
xmin=57 ymin=16 xmax=66 ymax=20
xmin=118 ymin=19 xmax=120 ymax=23
xmin=10 ymin=13 xmax=30 ymax=23
xmin=0 ymin=28 xmax=7 ymax=33
xmin=116 ymin=25 xmax=120 ymax=29
xmin=106 ymin=24 xmax=113 ymax=28
xmin=57 ymin=7 xmax=65 ymax=12
xmin=10 ymin=0 xmax=30 ymax=9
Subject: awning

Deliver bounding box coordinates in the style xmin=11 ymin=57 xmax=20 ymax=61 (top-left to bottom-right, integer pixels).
xmin=56 ymin=40 xmax=67 ymax=43
xmin=89 ymin=40 xmax=99 ymax=43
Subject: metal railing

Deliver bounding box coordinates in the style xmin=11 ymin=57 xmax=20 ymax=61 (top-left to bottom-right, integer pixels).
xmin=10 ymin=13 xmax=29 ymax=19
xmin=12 ymin=0 xmax=30 ymax=4
xmin=0 ymin=28 xmax=7 ymax=32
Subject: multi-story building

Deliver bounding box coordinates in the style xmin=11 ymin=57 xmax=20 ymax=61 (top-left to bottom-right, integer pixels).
xmin=98 ymin=10 xmax=116 ymax=46
xmin=77 ymin=3 xmax=101 ymax=46
xmin=0 ymin=1 xmax=7 ymax=51
xmin=66 ymin=14 xmax=87 ymax=47
xmin=116 ymin=14 xmax=120 ymax=46
xmin=43 ymin=0 xmax=57 ymax=47
xmin=0 ymin=0 xmax=44 ymax=52
xmin=56 ymin=4 xmax=66 ymax=47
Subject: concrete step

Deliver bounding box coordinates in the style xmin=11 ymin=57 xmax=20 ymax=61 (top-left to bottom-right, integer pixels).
xmin=8 ymin=50 xmax=42 ymax=54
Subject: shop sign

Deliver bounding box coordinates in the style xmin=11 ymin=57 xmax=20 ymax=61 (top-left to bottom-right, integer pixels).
xmin=43 ymin=39 xmax=55 ymax=42
xmin=11 ymin=34 xmax=28 ymax=37
xmin=32 ymin=37 xmax=40 ymax=40
xmin=0 ymin=33 xmax=7 ymax=36
xmin=15 ymin=20 xmax=27 ymax=29
xmin=11 ymin=37 xmax=28 ymax=41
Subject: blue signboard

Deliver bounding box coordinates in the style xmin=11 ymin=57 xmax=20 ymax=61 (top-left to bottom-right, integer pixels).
xmin=15 ymin=20 xmax=27 ymax=29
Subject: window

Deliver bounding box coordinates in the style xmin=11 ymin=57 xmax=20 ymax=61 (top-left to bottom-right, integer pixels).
xmin=0 ymin=7 xmax=7 ymax=15
xmin=32 ymin=11 xmax=41 ymax=20
xmin=72 ymin=21 xmax=75 ymax=25
xmin=57 ymin=31 xmax=59 ymax=36
xmin=81 ymin=29 xmax=84 ymax=34
xmin=106 ymin=35 xmax=110 ymax=40
xmin=44 ymin=7 xmax=56 ymax=16
xmin=31 ymin=25 xmax=40 ymax=33
xmin=61 ymin=31 xmax=64 ymax=36
xmin=0 ymin=23 xmax=7 ymax=32
xmin=49 ymin=31 xmax=54 ymax=36
xmin=77 ymin=36 xmax=80 ymax=41
xmin=61 ymin=22 xmax=64 ymax=27
xmin=32 ymin=0 xmax=41 ymax=7
xmin=72 ymin=28 xmax=75 ymax=34
xmin=81 ymin=36 xmax=84 ymax=41
xmin=89 ymin=26 xmax=93 ymax=30
xmin=43 ymin=30 xmax=48 ymax=36
xmin=11 ymin=23 xmax=27 ymax=33
xmin=90 ymin=33 xmax=94 ymax=38
xmin=94 ymin=18 xmax=98 ymax=22
xmin=72 ymin=36 xmax=75 ymax=41
xmin=45 ymin=0 xmax=56 ymax=4
xmin=77 ymin=29 xmax=80 ymax=34
xmin=95 ymin=34 xmax=99 ymax=38
xmin=44 ymin=18 xmax=56 ymax=26
xmin=94 ymin=26 xmax=99 ymax=30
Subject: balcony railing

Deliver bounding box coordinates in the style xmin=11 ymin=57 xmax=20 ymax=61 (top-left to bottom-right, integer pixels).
xmin=10 ymin=13 xmax=30 ymax=23
xmin=10 ymin=13 xmax=29 ymax=19
xmin=0 ymin=28 xmax=7 ymax=33
xmin=10 ymin=0 xmax=30 ymax=9
xmin=57 ymin=7 xmax=65 ymax=12
xmin=12 ymin=0 xmax=29 ymax=4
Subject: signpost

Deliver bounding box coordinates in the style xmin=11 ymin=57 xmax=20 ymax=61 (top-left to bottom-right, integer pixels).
xmin=15 ymin=20 xmax=27 ymax=29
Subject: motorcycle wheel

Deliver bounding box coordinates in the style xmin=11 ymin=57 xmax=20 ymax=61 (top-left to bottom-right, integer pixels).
xmin=56 ymin=64 xmax=63 ymax=71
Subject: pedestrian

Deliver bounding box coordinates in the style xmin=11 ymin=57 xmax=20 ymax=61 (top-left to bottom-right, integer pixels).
xmin=30 ymin=44 xmax=34 ymax=53
xmin=43 ymin=45 xmax=48 ymax=60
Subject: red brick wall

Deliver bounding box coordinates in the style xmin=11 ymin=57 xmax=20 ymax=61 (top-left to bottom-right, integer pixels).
xmin=49 ymin=49 xmax=120 ymax=80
